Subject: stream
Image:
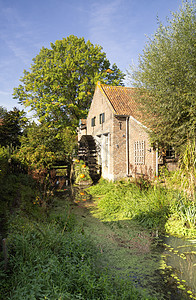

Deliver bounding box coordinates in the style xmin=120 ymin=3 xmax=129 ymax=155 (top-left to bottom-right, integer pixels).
xmin=161 ymin=235 xmax=196 ymax=298
xmin=71 ymin=186 xmax=196 ymax=299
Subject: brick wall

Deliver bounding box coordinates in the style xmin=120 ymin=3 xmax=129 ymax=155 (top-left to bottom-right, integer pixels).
xmin=112 ymin=116 xmax=127 ymax=180
xmin=129 ymin=117 xmax=156 ymax=178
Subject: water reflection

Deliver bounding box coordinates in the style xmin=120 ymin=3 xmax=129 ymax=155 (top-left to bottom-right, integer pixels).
xmin=163 ymin=236 xmax=196 ymax=295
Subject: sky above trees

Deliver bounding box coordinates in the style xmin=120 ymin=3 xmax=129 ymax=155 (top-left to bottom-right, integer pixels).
xmin=0 ymin=0 xmax=183 ymax=112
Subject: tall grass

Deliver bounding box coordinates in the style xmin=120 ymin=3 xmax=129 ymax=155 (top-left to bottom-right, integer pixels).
xmin=89 ymin=180 xmax=172 ymax=230
xmin=0 ymin=195 xmax=155 ymax=299
xmin=159 ymin=139 xmax=196 ymax=199
xmin=88 ymin=179 xmax=196 ymax=237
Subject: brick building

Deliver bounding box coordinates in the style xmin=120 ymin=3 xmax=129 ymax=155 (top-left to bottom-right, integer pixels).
xmin=78 ymin=82 xmax=159 ymax=181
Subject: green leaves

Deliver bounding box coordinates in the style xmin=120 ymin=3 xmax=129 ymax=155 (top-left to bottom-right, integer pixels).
xmin=13 ymin=35 xmax=125 ymax=130
xmin=129 ymin=1 xmax=196 ymax=151
xmin=17 ymin=123 xmax=77 ymax=169
xmin=0 ymin=107 xmax=27 ymax=147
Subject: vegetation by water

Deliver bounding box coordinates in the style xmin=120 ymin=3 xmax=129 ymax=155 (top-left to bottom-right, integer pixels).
xmin=0 ymin=173 xmax=156 ymax=299
xmin=88 ymin=178 xmax=196 ymax=238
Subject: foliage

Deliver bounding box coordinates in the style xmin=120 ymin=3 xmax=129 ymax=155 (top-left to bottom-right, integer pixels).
xmin=165 ymin=193 xmax=196 ymax=237
xmin=178 ymin=139 xmax=196 ymax=197
xmin=0 ymin=106 xmax=7 ymax=118
xmin=89 ymin=179 xmax=172 ymax=230
xmin=11 ymin=122 xmax=77 ymax=207
xmin=0 ymin=107 xmax=28 ymax=147
xmin=174 ymin=196 xmax=196 ymax=228
xmin=0 ymin=202 xmax=154 ymax=300
xmin=129 ymin=1 xmax=196 ymax=151
xmin=0 ymin=171 xmax=38 ymax=240
xmin=89 ymin=179 xmax=196 ymax=238
xmin=87 ymin=177 xmax=117 ymax=195
xmin=0 ymin=146 xmax=9 ymax=184
xmin=13 ymin=35 xmax=125 ymax=129
xmin=16 ymin=122 xmax=77 ymax=170
xmin=159 ymin=138 xmax=196 ymax=198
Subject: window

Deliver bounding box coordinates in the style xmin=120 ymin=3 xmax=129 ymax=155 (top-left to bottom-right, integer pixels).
xmin=166 ymin=146 xmax=175 ymax=159
xmin=99 ymin=113 xmax=105 ymax=124
xmin=91 ymin=117 xmax=96 ymax=127
xmin=134 ymin=141 xmax=145 ymax=165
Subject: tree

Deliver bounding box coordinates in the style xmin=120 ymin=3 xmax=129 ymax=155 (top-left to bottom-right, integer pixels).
xmin=13 ymin=35 xmax=125 ymax=129
xmin=16 ymin=122 xmax=77 ymax=170
xmin=0 ymin=107 xmax=27 ymax=147
xmin=129 ymin=1 xmax=196 ymax=151
xmin=0 ymin=106 xmax=7 ymax=119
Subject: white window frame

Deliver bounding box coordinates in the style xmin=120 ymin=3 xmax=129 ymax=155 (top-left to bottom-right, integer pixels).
xmin=134 ymin=141 xmax=145 ymax=165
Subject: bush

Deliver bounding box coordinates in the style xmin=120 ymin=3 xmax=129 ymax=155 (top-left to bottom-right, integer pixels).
xmin=0 ymin=146 xmax=9 ymax=184
xmin=74 ymin=159 xmax=93 ymax=184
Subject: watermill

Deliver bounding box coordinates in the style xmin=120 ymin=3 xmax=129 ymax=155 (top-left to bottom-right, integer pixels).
xmin=78 ymin=135 xmax=101 ymax=182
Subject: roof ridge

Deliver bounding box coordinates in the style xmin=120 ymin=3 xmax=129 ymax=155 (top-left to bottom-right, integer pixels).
xmin=100 ymin=83 xmax=134 ymax=90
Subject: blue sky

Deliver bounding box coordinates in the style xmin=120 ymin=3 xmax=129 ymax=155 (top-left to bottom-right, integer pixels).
xmin=0 ymin=0 xmax=183 ymax=112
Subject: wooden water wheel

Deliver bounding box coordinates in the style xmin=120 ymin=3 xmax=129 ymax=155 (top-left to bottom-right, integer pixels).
xmin=78 ymin=135 xmax=101 ymax=182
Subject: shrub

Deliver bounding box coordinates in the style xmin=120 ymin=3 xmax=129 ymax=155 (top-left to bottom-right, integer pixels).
xmin=74 ymin=159 xmax=92 ymax=184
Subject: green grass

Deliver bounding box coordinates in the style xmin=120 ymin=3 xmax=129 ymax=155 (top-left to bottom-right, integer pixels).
xmin=0 ymin=180 xmax=156 ymax=300
xmin=88 ymin=178 xmax=196 ymax=238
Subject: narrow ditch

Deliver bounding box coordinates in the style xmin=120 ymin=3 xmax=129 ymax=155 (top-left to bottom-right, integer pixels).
xmin=70 ymin=186 xmax=196 ymax=300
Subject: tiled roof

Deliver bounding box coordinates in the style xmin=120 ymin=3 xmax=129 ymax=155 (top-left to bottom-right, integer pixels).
xmin=100 ymin=84 xmax=141 ymax=118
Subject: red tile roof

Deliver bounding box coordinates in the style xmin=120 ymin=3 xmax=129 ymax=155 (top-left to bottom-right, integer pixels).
xmin=100 ymin=84 xmax=141 ymax=119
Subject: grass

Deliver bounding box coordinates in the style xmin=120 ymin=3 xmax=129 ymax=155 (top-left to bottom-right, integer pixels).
xmin=0 ymin=177 xmax=156 ymax=300
xmin=88 ymin=178 xmax=196 ymax=238
xmin=1 ymin=171 xmax=195 ymax=299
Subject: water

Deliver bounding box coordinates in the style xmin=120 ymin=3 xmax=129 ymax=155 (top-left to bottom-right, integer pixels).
xmin=162 ymin=235 xmax=196 ymax=296
xmin=73 ymin=187 xmax=196 ymax=299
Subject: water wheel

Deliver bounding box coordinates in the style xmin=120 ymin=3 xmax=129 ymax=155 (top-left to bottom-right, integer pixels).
xmin=78 ymin=135 xmax=101 ymax=182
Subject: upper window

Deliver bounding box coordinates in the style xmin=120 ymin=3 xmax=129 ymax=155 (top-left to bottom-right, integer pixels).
xmin=99 ymin=113 xmax=105 ymax=124
xmin=91 ymin=117 xmax=96 ymax=127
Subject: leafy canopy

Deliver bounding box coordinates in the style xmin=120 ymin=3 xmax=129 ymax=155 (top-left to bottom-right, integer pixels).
xmin=129 ymin=1 xmax=196 ymax=150
xmin=0 ymin=107 xmax=27 ymax=147
xmin=13 ymin=35 xmax=125 ymax=129
xmin=17 ymin=123 xmax=77 ymax=169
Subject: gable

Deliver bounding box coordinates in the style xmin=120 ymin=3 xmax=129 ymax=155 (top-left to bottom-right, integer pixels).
xmin=85 ymin=82 xmax=146 ymax=136
xmin=86 ymin=83 xmax=114 ymax=136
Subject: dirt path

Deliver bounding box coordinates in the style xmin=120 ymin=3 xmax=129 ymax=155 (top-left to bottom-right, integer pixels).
xmin=70 ymin=196 xmax=168 ymax=299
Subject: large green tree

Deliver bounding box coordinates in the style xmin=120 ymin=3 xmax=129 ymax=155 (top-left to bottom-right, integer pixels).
xmin=13 ymin=35 xmax=124 ymax=129
xmin=129 ymin=1 xmax=196 ymax=151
